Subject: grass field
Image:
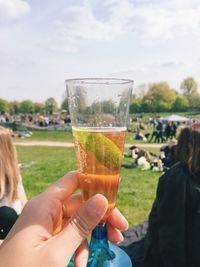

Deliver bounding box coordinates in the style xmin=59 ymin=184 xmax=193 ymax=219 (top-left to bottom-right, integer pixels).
xmin=17 ymin=145 xmax=160 ymax=227
xmin=19 ymin=130 xmax=74 ymax=142
xmin=16 ymin=130 xmax=149 ymax=145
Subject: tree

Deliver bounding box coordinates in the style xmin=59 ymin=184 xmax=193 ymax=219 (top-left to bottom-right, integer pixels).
xmin=0 ymin=98 xmax=9 ymax=114
xmin=34 ymin=102 xmax=46 ymax=113
xmin=135 ymin=83 xmax=148 ymax=98
xmin=61 ymin=97 xmax=69 ymax=112
xmin=45 ymin=97 xmax=58 ymax=114
xmin=140 ymin=100 xmax=152 ymax=113
xmin=76 ymin=87 xmax=86 ymax=113
xmin=91 ymin=102 xmax=101 ymax=114
xmin=9 ymin=101 xmax=20 ymax=114
xmin=188 ymin=93 xmax=200 ymax=111
xmin=20 ymin=100 xmax=35 ymax=113
xmin=101 ymin=100 xmax=115 ymax=113
xmin=129 ymin=95 xmax=141 ymax=113
xmin=91 ymin=100 xmax=115 ymax=114
xmin=180 ymin=77 xmax=198 ymax=96
xmin=141 ymin=82 xmax=177 ymax=112
xmin=172 ymin=96 xmax=189 ymax=112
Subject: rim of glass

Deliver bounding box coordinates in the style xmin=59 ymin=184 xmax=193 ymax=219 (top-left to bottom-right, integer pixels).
xmin=65 ymin=78 xmax=133 ymax=85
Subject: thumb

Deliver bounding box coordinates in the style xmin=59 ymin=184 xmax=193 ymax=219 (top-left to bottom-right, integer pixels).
xmin=49 ymin=194 xmax=108 ymax=264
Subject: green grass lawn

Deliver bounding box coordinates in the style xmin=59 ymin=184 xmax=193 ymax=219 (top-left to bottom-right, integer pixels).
xmin=18 ymin=130 xmax=73 ymax=142
xmin=15 ymin=130 xmax=149 ymax=145
xmin=17 ymin=145 xmax=160 ymax=227
xmin=17 ymin=146 xmax=77 ymax=197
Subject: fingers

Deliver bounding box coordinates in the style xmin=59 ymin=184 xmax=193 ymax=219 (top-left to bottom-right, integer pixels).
xmin=49 ymin=194 xmax=108 ymax=264
xmin=62 ymin=197 xmax=129 ymax=246
xmin=63 ymin=196 xmax=129 ymax=245
xmin=74 ymin=240 xmax=89 ymax=267
xmin=107 ymin=208 xmax=129 ymax=231
xmin=5 ymin=172 xmax=80 ymax=243
xmin=63 ymin=196 xmax=129 ymax=232
xmin=44 ymin=171 xmax=79 ymax=201
xmin=106 ymin=222 xmax=124 ymax=243
xmin=106 ymin=208 xmax=129 ymax=244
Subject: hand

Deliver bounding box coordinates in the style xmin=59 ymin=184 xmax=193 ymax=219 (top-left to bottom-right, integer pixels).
xmin=0 ymin=171 xmax=128 ymax=267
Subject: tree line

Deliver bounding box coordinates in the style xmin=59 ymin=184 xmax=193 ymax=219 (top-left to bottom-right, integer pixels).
xmin=130 ymin=76 xmax=200 ymax=113
xmin=0 ymin=76 xmax=199 ymax=115
xmin=0 ymin=97 xmax=60 ymax=115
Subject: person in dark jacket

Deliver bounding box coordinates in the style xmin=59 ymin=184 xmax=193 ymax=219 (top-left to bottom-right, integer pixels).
xmin=121 ymin=124 xmax=200 ymax=267
xmin=160 ymin=139 xmax=177 ymax=169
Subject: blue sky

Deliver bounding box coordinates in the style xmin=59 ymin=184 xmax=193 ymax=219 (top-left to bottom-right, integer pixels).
xmin=0 ymin=0 xmax=200 ymax=104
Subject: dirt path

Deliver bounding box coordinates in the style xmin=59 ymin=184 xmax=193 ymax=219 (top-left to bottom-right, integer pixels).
xmin=14 ymin=140 xmax=164 ymax=148
xmin=14 ymin=141 xmax=74 ymax=147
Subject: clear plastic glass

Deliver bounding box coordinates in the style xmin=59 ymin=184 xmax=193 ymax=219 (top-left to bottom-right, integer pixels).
xmin=66 ymin=78 xmax=133 ymax=267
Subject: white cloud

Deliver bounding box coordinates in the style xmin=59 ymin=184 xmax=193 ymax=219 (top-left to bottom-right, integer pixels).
xmin=109 ymin=68 xmax=146 ymax=77
xmin=158 ymin=60 xmax=185 ymax=69
xmin=50 ymin=0 xmax=200 ymax=52
xmin=0 ymin=0 xmax=30 ymax=19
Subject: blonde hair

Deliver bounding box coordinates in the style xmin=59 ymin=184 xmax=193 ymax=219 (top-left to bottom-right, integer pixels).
xmin=0 ymin=127 xmax=19 ymax=202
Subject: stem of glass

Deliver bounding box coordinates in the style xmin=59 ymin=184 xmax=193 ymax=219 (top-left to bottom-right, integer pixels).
xmin=87 ymin=224 xmax=115 ymax=267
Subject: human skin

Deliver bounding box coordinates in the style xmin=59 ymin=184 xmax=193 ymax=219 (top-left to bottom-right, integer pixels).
xmin=0 ymin=171 xmax=128 ymax=267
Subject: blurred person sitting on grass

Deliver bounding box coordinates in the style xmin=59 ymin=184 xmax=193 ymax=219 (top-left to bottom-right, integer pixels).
xmin=122 ymin=146 xmax=156 ymax=170
xmin=0 ymin=171 xmax=128 ymax=267
xmin=0 ymin=127 xmax=27 ymax=244
xmin=121 ymin=123 xmax=200 ymax=267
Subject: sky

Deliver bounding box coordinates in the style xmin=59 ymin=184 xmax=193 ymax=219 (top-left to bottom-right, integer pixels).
xmin=0 ymin=0 xmax=200 ymax=104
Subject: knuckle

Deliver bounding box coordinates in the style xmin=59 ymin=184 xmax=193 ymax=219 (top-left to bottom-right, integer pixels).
xmin=70 ymin=212 xmax=91 ymax=238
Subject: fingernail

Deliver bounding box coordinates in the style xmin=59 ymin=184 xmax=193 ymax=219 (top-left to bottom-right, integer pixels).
xmin=117 ymin=233 xmax=124 ymax=244
xmin=81 ymin=258 xmax=88 ymax=267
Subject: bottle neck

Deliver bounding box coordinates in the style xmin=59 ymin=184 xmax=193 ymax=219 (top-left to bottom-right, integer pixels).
xmin=90 ymin=224 xmax=109 ymax=250
xmin=88 ymin=224 xmax=132 ymax=266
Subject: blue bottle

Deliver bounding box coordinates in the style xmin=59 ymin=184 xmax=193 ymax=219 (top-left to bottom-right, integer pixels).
xmin=87 ymin=224 xmax=132 ymax=267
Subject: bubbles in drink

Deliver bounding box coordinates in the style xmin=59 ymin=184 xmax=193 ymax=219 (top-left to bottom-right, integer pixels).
xmin=73 ymin=127 xmax=126 ymax=220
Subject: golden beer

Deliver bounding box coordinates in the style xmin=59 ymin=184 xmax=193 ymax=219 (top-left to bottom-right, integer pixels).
xmin=73 ymin=127 xmax=126 ymax=219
